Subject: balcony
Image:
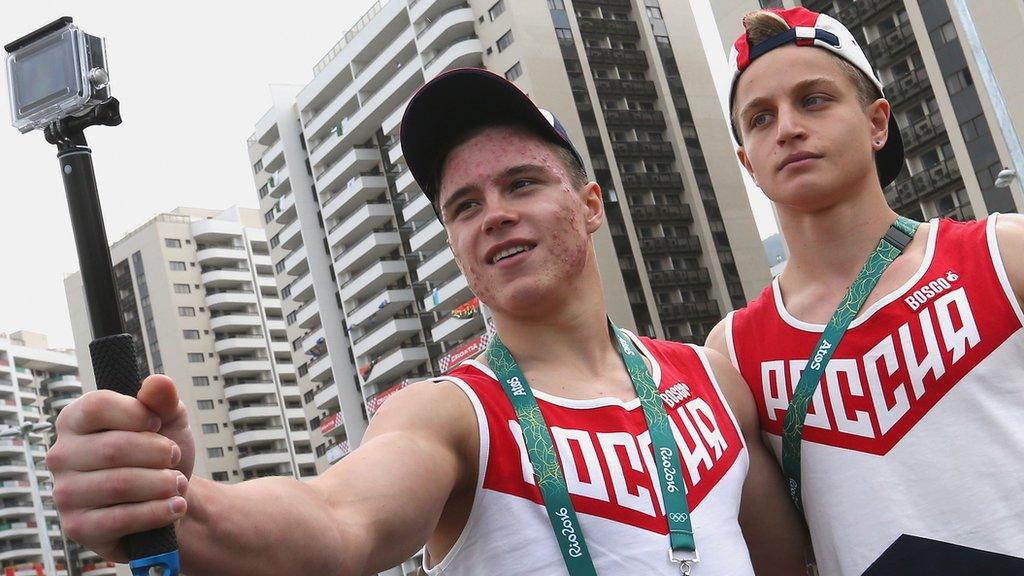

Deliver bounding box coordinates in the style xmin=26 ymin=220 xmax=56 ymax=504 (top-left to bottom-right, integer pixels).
xmin=289 ymin=271 xmax=315 ymax=303
xmin=206 ymin=290 xmax=258 ymax=310
xmin=629 ymin=204 xmax=692 ymax=223
xmin=423 ymin=35 xmax=483 ymax=80
xmin=279 ymin=218 xmax=303 ymax=250
xmin=866 ymin=22 xmax=917 ymax=65
xmin=214 ymin=336 xmax=265 ymax=355
xmin=389 ymin=142 xmax=404 ymax=165
xmin=410 ymin=0 xmax=464 ymax=24
xmin=326 ymin=440 xmax=351 ymax=465
xmin=647 ymin=268 xmax=711 ymax=288
xmin=409 ymin=219 xmax=445 ymax=253
xmin=611 ymin=141 xmax=675 ymax=159
xmin=638 ymin=235 xmax=703 ymax=255
xmin=314 ymin=384 xmax=340 ymax=411
xmin=592 ymin=78 xmax=657 ymax=97
xmin=601 ymin=109 xmax=665 ymax=128
xmin=577 ymin=18 xmax=640 ymax=38
xmin=223 ymin=381 xmax=277 ymax=401
xmin=327 ymin=202 xmax=394 ymax=250
xmin=201 ymin=268 xmax=250 ymax=287
xmin=416 ymin=247 xmax=457 ymax=284
xmin=657 ymin=300 xmax=721 ymax=321
xmin=431 ymin=313 xmax=483 ymax=345
xmin=353 ymin=317 xmax=422 ymax=359
xmin=228 ymin=404 xmax=281 ymax=424
xmin=315 ymin=146 xmax=380 ymax=195
xmin=319 ymin=411 xmax=346 ymax=437
xmin=209 ymin=313 xmax=262 ymax=332
xmin=294 ymin=299 xmax=321 ymax=330
xmin=340 ymin=260 xmax=409 ymax=303
xmin=885 ymin=68 xmax=931 ymax=109
xmin=220 ymin=359 xmax=272 ymax=377
xmin=362 ymin=345 xmax=430 ymax=389
xmin=395 ymin=169 xmax=419 ymax=196
xmin=382 ymin=97 xmax=412 ymax=137
xmin=347 ymin=288 xmax=416 ymax=328
xmin=284 ymin=245 xmax=309 ymax=277
xmin=421 ymin=274 xmax=472 ymax=314
xmin=43 ymin=375 xmax=81 ymax=393
xmin=307 ymin=354 xmax=332 ymax=382
xmin=334 ymin=230 xmax=402 ymax=273
xmin=233 ymin=426 xmax=286 ymax=447
xmin=321 ymin=175 xmax=389 ymax=222
xmin=268 ymin=166 xmax=291 ymax=198
xmin=238 ymin=451 xmax=291 ymax=471
xmin=196 ymin=246 xmax=247 ymax=266
xmin=262 ymin=139 xmax=285 ymax=173
xmin=192 ymin=219 xmax=239 ymax=242
xmin=402 ymin=192 xmax=433 ymax=223
xmin=900 ymin=112 xmax=946 ymax=153
xmin=300 ymin=326 xmax=326 ymax=356
xmin=585 ymin=47 xmax=647 ymax=68
xmin=417 ymin=7 xmax=475 ymax=55
xmin=620 ymin=171 xmax=683 ymax=191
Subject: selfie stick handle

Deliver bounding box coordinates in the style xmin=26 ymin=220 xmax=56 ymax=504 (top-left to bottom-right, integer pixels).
xmin=47 ymin=100 xmax=181 ymax=576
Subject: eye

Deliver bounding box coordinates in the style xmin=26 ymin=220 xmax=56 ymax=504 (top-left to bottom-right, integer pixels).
xmin=804 ymin=94 xmax=829 ymax=107
xmin=750 ymin=112 xmax=772 ymax=129
xmin=511 ymin=178 xmax=535 ymax=190
xmin=451 ymin=199 xmax=480 ymax=218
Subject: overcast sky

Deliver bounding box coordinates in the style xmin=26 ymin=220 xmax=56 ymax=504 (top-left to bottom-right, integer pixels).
xmin=1 ymin=1 xmax=777 ymax=350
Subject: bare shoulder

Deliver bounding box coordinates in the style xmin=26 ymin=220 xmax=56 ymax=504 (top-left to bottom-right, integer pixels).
xmin=994 ymin=213 xmax=1024 ymax=303
xmin=699 ymin=345 xmax=757 ymax=432
xmin=364 ymin=378 xmax=477 ymax=445
xmin=704 ymin=318 xmax=731 ymax=360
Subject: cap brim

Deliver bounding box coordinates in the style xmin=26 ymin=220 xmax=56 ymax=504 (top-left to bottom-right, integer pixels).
xmin=877 ymin=113 xmax=905 ymax=188
xmin=400 ymin=68 xmax=573 ymax=205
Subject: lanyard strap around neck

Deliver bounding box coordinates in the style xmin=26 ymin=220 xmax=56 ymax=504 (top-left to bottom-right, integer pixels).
xmin=486 ymin=321 xmax=697 ymax=575
xmin=781 ymin=216 xmax=920 ymax=512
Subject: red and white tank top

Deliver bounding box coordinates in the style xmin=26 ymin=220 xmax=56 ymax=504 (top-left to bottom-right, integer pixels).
xmin=727 ymin=216 xmax=1024 ymax=575
xmin=424 ymin=332 xmax=752 ymax=575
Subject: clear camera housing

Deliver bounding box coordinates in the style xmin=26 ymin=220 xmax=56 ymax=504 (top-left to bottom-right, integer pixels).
xmin=5 ymin=19 xmax=110 ymax=133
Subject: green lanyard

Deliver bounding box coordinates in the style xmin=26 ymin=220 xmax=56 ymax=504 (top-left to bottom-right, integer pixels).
xmin=486 ymin=321 xmax=698 ymax=576
xmin=781 ymin=217 xmax=920 ymax=512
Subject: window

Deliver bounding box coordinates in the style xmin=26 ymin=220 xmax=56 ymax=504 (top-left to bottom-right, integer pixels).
xmin=555 ymin=28 xmax=573 ymax=40
xmin=183 ymin=330 xmax=200 ymax=340
xmin=646 ymin=6 xmax=663 ymax=19
xmin=252 ymin=159 xmax=263 ymax=174
xmin=945 ymin=68 xmax=972 ymax=95
xmin=655 ymin=35 xmax=671 ymax=45
xmin=187 ymin=353 xmax=205 ymax=363
xmin=547 ymin=0 xmax=565 ymax=8
xmin=264 ymin=209 xmax=274 ymax=224
xmin=505 ymin=62 xmax=523 ymax=82
xmin=165 ymin=238 xmax=182 ymax=248
xmin=201 ymin=423 xmax=219 ymax=434
xmin=211 ymin=471 xmax=229 ymax=482
xmin=173 ymin=283 xmax=191 ymax=294
xmin=207 ymin=447 xmax=224 ymax=458
xmin=192 ymin=376 xmax=210 ymax=386
xmin=496 ymin=30 xmax=514 ymax=53
xmin=197 ymin=400 xmax=214 ymax=410
xmin=931 ymin=20 xmax=958 ymax=46
xmin=169 ymin=261 xmax=186 ymax=271
xmin=488 ymin=0 xmax=505 ymax=21
xmin=178 ymin=307 xmax=196 ymax=317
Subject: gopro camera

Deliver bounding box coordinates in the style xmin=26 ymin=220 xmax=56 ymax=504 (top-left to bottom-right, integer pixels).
xmin=5 ymin=17 xmax=110 ymax=133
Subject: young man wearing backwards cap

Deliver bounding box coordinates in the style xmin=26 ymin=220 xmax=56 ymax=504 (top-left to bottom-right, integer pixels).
xmin=45 ymin=68 xmax=808 ymax=575
xmin=706 ymin=7 xmax=1024 ymax=575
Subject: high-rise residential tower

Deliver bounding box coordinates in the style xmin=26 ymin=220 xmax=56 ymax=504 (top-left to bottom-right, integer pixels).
xmin=248 ymin=0 xmax=774 ymax=487
xmin=66 ymin=207 xmax=314 ymax=488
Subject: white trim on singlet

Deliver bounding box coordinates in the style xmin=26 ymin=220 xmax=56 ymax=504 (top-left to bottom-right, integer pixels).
xmin=723 ymin=310 xmax=740 ymax=371
xmin=422 ymin=375 xmax=491 ymax=575
xmin=771 ymin=218 xmax=940 ymax=333
xmin=987 ymin=213 xmax=1024 ymax=325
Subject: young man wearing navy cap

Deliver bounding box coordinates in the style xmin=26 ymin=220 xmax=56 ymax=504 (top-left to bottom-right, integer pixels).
xmin=46 ymin=68 xmax=807 ymax=575
xmin=707 ymin=7 xmax=1024 ymax=575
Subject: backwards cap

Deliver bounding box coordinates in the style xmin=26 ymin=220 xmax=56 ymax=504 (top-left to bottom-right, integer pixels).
xmin=728 ymin=7 xmax=905 ymax=187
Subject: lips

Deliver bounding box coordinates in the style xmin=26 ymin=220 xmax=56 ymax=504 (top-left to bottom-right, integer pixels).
xmin=778 ymin=151 xmax=823 ymax=172
xmin=484 ymin=239 xmax=537 ymax=266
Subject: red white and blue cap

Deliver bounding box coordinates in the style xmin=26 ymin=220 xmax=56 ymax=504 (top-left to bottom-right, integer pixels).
xmin=728 ymin=7 xmax=905 ymax=187
xmin=400 ymin=67 xmax=585 ymax=209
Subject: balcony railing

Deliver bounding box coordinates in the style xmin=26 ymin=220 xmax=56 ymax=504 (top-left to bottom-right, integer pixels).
xmin=620 ymin=171 xmax=683 ymax=190
xmin=611 ymin=141 xmax=675 ymax=158
xmin=900 ymin=111 xmax=946 ymax=152
xmin=638 ymin=235 xmax=702 ymax=254
xmin=592 ymin=78 xmax=657 ymax=97
xmin=657 ymin=300 xmax=720 ymax=320
xmin=601 ymin=109 xmax=665 ymax=127
xmin=629 ymin=204 xmax=692 ymax=222
xmin=585 ymin=47 xmax=647 ymax=68
xmin=866 ymin=22 xmax=916 ymax=64
xmin=885 ymin=68 xmax=931 ymax=109
xmin=647 ymin=268 xmax=711 ymax=288
xmin=577 ymin=18 xmax=640 ymax=38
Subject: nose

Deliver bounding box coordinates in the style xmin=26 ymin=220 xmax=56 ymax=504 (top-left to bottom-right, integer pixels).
xmin=775 ymin=103 xmax=807 ymax=145
xmin=481 ymin=193 xmax=518 ymax=234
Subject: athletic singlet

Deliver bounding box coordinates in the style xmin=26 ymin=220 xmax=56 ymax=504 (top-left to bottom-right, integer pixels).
xmin=423 ymin=332 xmax=753 ymax=575
xmin=727 ymin=216 xmax=1024 ymax=575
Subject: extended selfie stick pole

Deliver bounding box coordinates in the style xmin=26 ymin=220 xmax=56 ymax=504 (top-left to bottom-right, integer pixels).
xmin=4 ymin=16 xmax=181 ymax=576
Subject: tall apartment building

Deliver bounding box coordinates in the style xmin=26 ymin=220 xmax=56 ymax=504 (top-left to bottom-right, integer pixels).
xmin=248 ymin=0 xmax=773 ymax=488
xmin=782 ymin=0 xmax=1024 ymax=218
xmin=66 ymin=207 xmax=316 ymax=490
xmin=0 ymin=331 xmax=108 ymax=576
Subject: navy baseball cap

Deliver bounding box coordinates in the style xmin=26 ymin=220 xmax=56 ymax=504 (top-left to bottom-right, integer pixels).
xmin=400 ymin=67 xmax=585 ymax=213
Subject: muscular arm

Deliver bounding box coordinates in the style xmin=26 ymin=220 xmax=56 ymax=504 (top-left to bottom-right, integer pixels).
xmin=995 ymin=213 xmax=1024 ymax=309
xmin=51 ymin=377 xmax=476 ymax=576
xmin=703 ymin=348 xmax=809 ymax=576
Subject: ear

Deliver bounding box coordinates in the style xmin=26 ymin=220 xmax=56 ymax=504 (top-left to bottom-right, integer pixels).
xmin=867 ymin=98 xmax=891 ymax=150
xmin=736 ymin=146 xmax=759 ymax=186
xmin=582 ymin=181 xmax=605 ymax=234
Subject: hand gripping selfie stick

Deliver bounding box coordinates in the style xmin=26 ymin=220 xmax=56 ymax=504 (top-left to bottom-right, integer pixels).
xmin=5 ymin=17 xmax=180 ymax=576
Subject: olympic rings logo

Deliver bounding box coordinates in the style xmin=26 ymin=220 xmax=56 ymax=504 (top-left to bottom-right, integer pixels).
xmin=668 ymin=512 xmax=688 ymax=523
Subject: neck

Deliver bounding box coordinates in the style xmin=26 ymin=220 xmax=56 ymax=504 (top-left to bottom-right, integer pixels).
xmin=488 ymin=265 xmax=619 ymax=380
xmin=777 ymin=185 xmax=899 ymax=286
